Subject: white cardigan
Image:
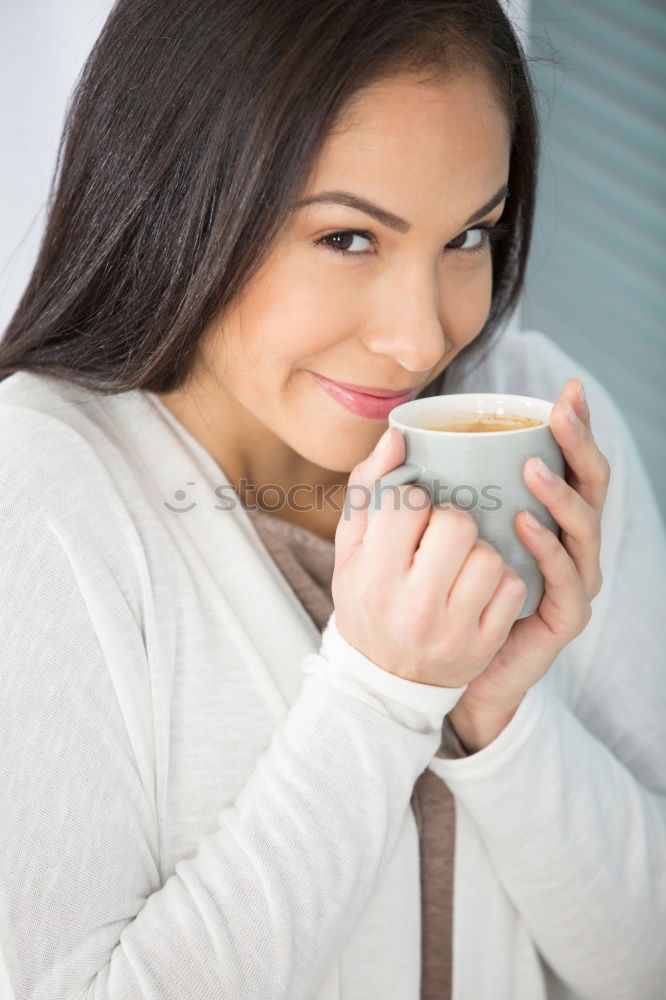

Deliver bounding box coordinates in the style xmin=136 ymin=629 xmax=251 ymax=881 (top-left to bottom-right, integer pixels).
xmin=0 ymin=328 xmax=664 ymax=1000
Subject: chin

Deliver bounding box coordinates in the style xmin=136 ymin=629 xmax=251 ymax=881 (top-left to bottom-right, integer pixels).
xmin=293 ymin=432 xmax=368 ymax=474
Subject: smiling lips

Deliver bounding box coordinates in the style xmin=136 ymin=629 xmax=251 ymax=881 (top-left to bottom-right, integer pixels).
xmin=323 ymin=377 xmax=419 ymax=398
xmin=308 ymin=371 xmax=418 ymax=419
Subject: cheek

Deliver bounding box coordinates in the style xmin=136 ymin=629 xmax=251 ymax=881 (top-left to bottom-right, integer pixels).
xmin=215 ymin=281 xmax=346 ymax=374
xmin=442 ymin=261 xmax=493 ymax=343
xmin=254 ymin=260 xmax=355 ymax=362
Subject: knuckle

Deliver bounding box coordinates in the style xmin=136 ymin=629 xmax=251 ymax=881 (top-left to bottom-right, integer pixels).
xmin=480 ymin=613 xmax=511 ymax=646
xmin=435 ymin=503 xmax=478 ymax=533
xmin=475 ymin=540 xmax=505 ymax=574
xmin=507 ymin=570 xmax=528 ymax=594
xmin=497 ymin=570 xmax=527 ymax=607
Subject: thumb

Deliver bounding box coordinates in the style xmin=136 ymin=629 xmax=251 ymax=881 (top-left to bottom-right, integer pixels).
xmin=334 ymin=425 xmax=405 ymax=569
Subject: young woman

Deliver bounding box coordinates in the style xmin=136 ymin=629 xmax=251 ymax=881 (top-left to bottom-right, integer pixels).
xmin=0 ymin=2 xmax=664 ymax=999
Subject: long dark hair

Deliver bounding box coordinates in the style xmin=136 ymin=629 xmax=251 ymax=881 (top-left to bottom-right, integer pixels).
xmin=0 ymin=0 xmax=541 ymax=396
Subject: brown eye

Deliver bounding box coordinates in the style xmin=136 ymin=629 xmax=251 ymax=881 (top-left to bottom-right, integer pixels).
xmin=446 ymin=228 xmax=485 ymax=252
xmin=446 ymin=222 xmax=510 ymax=256
xmin=315 ymin=230 xmax=376 ymax=255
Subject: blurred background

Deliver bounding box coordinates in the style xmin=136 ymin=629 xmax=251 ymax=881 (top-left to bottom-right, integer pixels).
xmin=523 ymin=0 xmax=665 ymax=520
xmin=0 ymin=0 xmax=663 ymax=518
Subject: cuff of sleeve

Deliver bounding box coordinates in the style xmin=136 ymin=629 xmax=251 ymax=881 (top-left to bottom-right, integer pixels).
xmin=311 ymin=609 xmax=468 ymax=734
xmin=428 ymin=680 xmax=546 ymax=784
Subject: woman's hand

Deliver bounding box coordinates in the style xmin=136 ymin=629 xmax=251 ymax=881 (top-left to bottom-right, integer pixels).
xmin=332 ymin=432 xmax=530 ymax=693
xmin=448 ymin=378 xmax=612 ymax=752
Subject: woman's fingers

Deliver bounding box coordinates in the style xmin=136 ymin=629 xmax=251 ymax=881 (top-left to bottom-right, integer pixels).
xmin=520 ymin=378 xmax=609 ymax=601
xmin=446 ymin=538 xmax=511 ymax=621
xmin=522 ymin=456 xmax=603 ymax=599
xmin=515 ymin=511 xmax=592 ymax=634
xmin=409 ymin=504 xmax=483 ymax=606
xmin=549 ymin=379 xmax=611 ymax=516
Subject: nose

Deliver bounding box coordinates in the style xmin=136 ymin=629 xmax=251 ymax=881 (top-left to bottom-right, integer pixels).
xmin=362 ymin=273 xmax=447 ymax=373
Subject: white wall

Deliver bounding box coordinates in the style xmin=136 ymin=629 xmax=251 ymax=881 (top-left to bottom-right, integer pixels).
xmin=0 ymin=1 xmax=114 ymax=332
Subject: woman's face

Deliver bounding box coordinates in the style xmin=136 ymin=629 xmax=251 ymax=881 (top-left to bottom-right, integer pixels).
xmin=159 ymin=69 xmax=511 ymax=496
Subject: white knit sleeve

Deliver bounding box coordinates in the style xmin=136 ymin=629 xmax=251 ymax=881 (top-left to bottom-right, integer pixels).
xmin=429 ymin=392 xmax=666 ymax=999
xmin=0 ymin=416 xmax=461 ymax=1000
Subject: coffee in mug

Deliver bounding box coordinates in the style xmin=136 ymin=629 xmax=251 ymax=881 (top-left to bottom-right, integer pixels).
xmin=428 ymin=412 xmax=544 ymax=433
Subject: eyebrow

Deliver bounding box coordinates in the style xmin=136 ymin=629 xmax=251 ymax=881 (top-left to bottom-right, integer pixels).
xmin=291 ymin=184 xmax=509 ymax=233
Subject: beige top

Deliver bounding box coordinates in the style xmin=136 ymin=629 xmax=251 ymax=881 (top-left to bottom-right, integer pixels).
xmin=245 ymin=503 xmax=468 ymax=1000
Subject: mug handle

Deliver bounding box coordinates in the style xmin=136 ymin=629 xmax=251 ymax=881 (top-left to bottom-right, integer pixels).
xmin=369 ymin=463 xmax=424 ymax=519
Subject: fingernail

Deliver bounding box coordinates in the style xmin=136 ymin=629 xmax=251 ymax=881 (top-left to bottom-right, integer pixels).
xmin=373 ymin=427 xmax=392 ymax=457
xmin=524 ymin=510 xmax=542 ymax=532
xmin=563 ymin=400 xmax=579 ymax=426
xmin=536 ymin=458 xmax=555 ymax=483
xmin=577 ymin=380 xmax=586 ymax=406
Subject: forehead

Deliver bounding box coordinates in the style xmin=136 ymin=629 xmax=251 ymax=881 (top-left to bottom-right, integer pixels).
xmin=302 ymin=71 xmax=510 ymax=213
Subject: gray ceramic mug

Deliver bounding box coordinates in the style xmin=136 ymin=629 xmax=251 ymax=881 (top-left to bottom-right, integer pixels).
xmin=368 ymin=392 xmax=565 ymax=619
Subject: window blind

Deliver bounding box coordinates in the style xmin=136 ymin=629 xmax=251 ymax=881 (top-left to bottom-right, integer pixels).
xmin=524 ymin=0 xmax=665 ymax=519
